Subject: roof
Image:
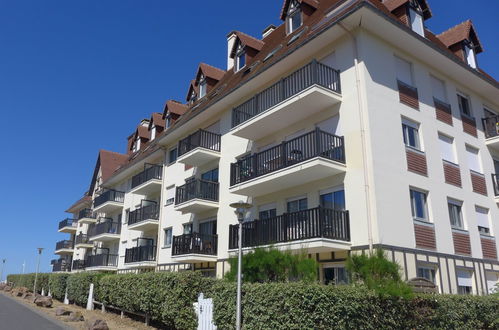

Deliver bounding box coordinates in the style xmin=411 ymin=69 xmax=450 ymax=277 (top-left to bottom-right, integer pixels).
xmin=148 ymin=112 xmax=165 ymax=129
xmin=437 ymin=20 xmax=483 ymax=53
xmin=280 ymin=0 xmax=319 ymax=20
xmin=186 ymin=79 xmax=198 ymax=102
xmin=65 ymin=195 xmax=91 ymax=213
xmin=196 ymin=63 xmax=225 ymax=82
xmin=383 ymin=0 xmax=432 ymax=20
xmin=230 ymin=31 xmax=265 ymax=57
xmin=163 ymin=100 xmax=188 ymax=118
xmin=99 ymin=150 xmax=129 ymax=182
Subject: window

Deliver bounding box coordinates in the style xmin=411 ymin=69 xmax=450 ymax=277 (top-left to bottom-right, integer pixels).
xmin=402 ymin=119 xmax=421 ymax=150
xmin=457 ymin=93 xmax=472 ymax=117
xmin=287 ymin=197 xmax=308 ymax=213
xmin=259 ymin=203 xmax=277 ymax=220
xmin=199 ymin=220 xmax=217 ymax=236
xmin=166 ymin=115 xmax=172 ymax=128
xmin=395 ymin=56 xmax=413 ymax=86
xmin=464 ymin=42 xmax=477 ymax=69
xmin=150 ymin=125 xmax=156 ymax=140
xmin=475 ymin=206 xmax=490 ymax=235
xmin=199 ymin=75 xmax=207 ymax=98
xmin=448 ymin=199 xmax=464 ymax=229
xmin=410 ymin=189 xmax=428 ymax=221
xmin=125 ymin=209 xmax=130 ymax=224
xmin=168 ymin=148 xmax=177 ymax=164
xmin=201 ymin=168 xmax=219 ymax=182
xmin=486 ymin=272 xmax=499 ymax=294
xmin=163 ymin=228 xmax=172 ymax=247
xmin=165 ymin=186 xmax=175 ymax=206
xmin=286 ymin=0 xmax=302 ymax=34
xmin=465 ymin=145 xmax=481 ymax=173
xmin=408 ymin=6 xmax=424 ymax=36
xmin=183 ymin=223 xmax=192 ymax=235
xmin=438 ymin=134 xmax=456 ymax=163
xmin=323 ymin=267 xmax=348 ymax=285
xmin=320 ymin=189 xmax=345 ymax=210
xmin=235 ymin=42 xmax=246 ymax=72
xmin=417 ymin=266 xmax=436 ymax=284
xmin=133 ymin=137 xmax=140 ymax=152
xmin=430 ymin=76 xmax=447 ymax=102
xmin=457 ymin=269 xmax=473 ymax=295
xmin=189 ymin=90 xmax=197 ymax=104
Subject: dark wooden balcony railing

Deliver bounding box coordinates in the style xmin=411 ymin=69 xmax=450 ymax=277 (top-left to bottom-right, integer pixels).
xmin=230 ymin=128 xmax=345 ymax=186
xmin=175 ymin=179 xmax=219 ymax=205
xmin=86 ymin=254 xmax=118 ymax=268
xmin=52 ymin=259 xmax=71 ymax=272
xmin=482 ymin=115 xmax=499 ymax=138
xmin=228 ymin=207 xmax=350 ymax=249
xmin=88 ymin=220 xmax=121 ymax=237
xmin=94 ymin=189 xmax=125 ymax=208
xmin=78 ymin=208 xmax=96 ymax=220
xmin=172 ymin=233 xmax=218 ymax=256
xmin=232 ymin=59 xmax=341 ymax=127
xmin=493 ymin=174 xmax=499 ymax=196
xmin=72 ymin=259 xmax=86 ymax=270
xmin=75 ymin=234 xmax=91 ymax=246
xmin=128 ymin=204 xmax=159 ymax=226
xmin=124 ymin=245 xmax=157 ymax=263
xmin=55 ymin=240 xmax=74 ymax=251
xmin=131 ymin=164 xmax=163 ymax=189
xmin=178 ymin=129 xmax=221 ymax=157
xmin=58 ymin=218 xmax=77 ymax=230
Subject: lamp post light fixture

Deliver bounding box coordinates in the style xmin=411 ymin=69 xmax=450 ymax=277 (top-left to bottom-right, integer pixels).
xmin=0 ymin=259 xmax=6 ymax=283
xmin=229 ymin=201 xmax=252 ymax=330
xmin=33 ymin=248 xmax=44 ymax=293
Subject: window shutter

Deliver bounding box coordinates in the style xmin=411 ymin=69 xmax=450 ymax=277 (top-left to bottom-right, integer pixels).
xmin=438 ymin=134 xmax=455 ymax=163
xmin=475 ymin=207 xmax=489 ymax=228
xmin=431 ymin=76 xmax=447 ymax=102
xmin=466 ymin=146 xmax=481 ymax=173
xmin=395 ymin=56 xmax=413 ymax=86
xmin=457 ymin=270 xmax=473 ymax=287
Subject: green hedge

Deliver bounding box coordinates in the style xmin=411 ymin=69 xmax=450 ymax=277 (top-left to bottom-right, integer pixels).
xmin=48 ymin=273 xmax=70 ymax=300
xmin=66 ymin=272 xmax=106 ymax=305
xmin=7 ymin=273 xmax=49 ymax=293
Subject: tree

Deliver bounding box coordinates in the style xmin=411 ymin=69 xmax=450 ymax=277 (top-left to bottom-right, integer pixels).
xmin=225 ymin=247 xmax=318 ymax=283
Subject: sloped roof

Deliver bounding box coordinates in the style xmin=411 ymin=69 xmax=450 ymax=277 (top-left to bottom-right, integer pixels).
xmin=163 ymin=100 xmax=188 ymax=118
xmin=186 ymin=79 xmax=198 ymax=102
xmin=280 ymin=0 xmax=319 ymax=20
xmin=149 ymin=112 xmax=165 ymax=129
xmin=383 ymin=0 xmax=432 ymax=20
xmin=437 ymin=20 xmax=483 ymax=53
xmin=99 ymin=150 xmax=129 ymax=182
xmin=196 ymin=63 xmax=225 ymax=82
xmin=230 ymin=31 xmax=265 ymax=57
xmin=65 ymin=194 xmax=91 ymax=213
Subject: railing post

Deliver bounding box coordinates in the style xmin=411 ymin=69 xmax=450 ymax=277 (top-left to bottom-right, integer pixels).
xmin=315 ymin=127 xmax=321 ymax=156
xmin=281 ymin=141 xmax=287 ymax=168
xmin=312 ymin=59 xmax=318 ymax=85
xmin=318 ymin=207 xmax=323 ymax=238
xmin=252 ymin=154 xmax=258 ymax=178
xmin=341 ymin=136 xmax=346 ymax=163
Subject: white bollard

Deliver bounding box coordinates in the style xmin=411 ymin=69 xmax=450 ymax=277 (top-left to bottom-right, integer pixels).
xmin=41 ymin=288 xmax=45 ymax=296
xmin=86 ymin=283 xmax=94 ymax=311
xmin=48 ymin=289 xmax=52 ymax=297
xmin=64 ymin=288 xmax=69 ymax=305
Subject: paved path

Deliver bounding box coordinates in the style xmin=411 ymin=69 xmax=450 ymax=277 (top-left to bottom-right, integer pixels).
xmin=0 ymin=293 xmax=67 ymax=330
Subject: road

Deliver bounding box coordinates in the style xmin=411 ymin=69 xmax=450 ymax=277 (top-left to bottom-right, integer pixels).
xmin=0 ymin=293 xmax=67 ymax=330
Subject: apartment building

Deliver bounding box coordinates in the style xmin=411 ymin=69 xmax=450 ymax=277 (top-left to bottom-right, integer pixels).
xmin=52 ymin=0 xmax=499 ymax=295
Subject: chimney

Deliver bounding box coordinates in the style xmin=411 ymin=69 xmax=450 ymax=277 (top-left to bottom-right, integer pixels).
xmin=262 ymin=25 xmax=276 ymax=39
xmin=226 ymin=31 xmax=237 ymax=70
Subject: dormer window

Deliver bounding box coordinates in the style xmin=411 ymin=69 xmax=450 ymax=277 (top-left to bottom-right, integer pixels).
xmin=464 ymin=41 xmax=477 ymax=69
xmin=132 ymin=137 xmax=140 ymax=152
xmin=286 ymin=0 xmax=302 ymax=34
xmin=150 ymin=125 xmax=156 ymax=140
xmin=235 ymin=43 xmax=246 ymax=72
xmin=165 ymin=115 xmax=172 ymax=128
xmin=189 ymin=90 xmax=197 ymax=104
xmin=408 ymin=1 xmax=424 ymax=36
xmin=199 ymin=74 xmax=207 ymax=98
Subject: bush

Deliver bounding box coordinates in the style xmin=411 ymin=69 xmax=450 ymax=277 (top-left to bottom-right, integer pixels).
xmin=224 ymin=247 xmax=318 ymax=283
xmin=7 ymin=273 xmax=49 ymax=293
xmin=48 ymin=273 xmax=70 ymax=300
xmin=66 ymin=272 xmax=106 ymax=305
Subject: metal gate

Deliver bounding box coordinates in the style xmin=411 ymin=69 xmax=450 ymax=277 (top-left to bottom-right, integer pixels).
xmin=194 ymin=293 xmax=216 ymax=330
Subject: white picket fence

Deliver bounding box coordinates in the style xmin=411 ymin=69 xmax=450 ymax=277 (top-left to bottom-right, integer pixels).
xmin=194 ymin=293 xmax=217 ymax=330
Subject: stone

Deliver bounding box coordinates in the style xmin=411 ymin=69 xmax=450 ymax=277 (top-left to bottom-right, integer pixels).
xmin=55 ymin=307 xmax=71 ymax=316
xmin=65 ymin=311 xmax=84 ymax=322
xmin=0 ymin=283 xmax=6 ymax=290
xmin=34 ymin=296 xmax=53 ymax=308
xmin=11 ymin=287 xmax=29 ymax=297
xmin=22 ymin=292 xmax=33 ymax=300
xmin=85 ymin=318 xmax=109 ymax=330
xmin=3 ymin=285 xmax=12 ymax=292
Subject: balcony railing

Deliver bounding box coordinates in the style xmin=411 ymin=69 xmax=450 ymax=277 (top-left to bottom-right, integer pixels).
xmin=58 ymin=218 xmax=77 ymax=230
xmin=230 ymin=128 xmax=345 ymax=186
xmin=231 ymin=60 xmax=341 ymax=128
xmin=75 ymin=234 xmax=92 ymax=246
xmin=124 ymin=245 xmax=157 ymax=263
xmin=172 ymin=233 xmax=218 ymax=256
xmin=482 ymin=115 xmax=499 ymax=139
xmin=128 ymin=204 xmax=159 ymax=226
xmin=86 ymin=254 xmax=118 ymax=268
xmin=72 ymin=259 xmax=86 ymax=270
xmin=493 ymin=174 xmax=499 ymax=196
xmin=94 ymin=190 xmax=125 ymax=208
xmin=228 ymin=207 xmax=350 ymax=249
xmin=55 ymin=240 xmax=74 ymax=250
xmin=52 ymin=259 xmax=71 ymax=272
xmin=88 ymin=220 xmax=121 ymax=237
xmin=178 ymin=129 xmax=221 ymax=157
xmin=175 ymin=179 xmax=219 ymax=205
xmin=131 ymin=164 xmax=163 ymax=189
xmin=78 ymin=208 xmax=95 ymax=220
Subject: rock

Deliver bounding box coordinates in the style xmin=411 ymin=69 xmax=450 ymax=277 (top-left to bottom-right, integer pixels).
xmin=0 ymin=283 xmax=6 ymax=290
xmin=11 ymin=287 xmax=29 ymax=297
xmin=65 ymin=311 xmax=84 ymax=322
xmin=85 ymin=318 xmax=109 ymax=330
xmin=55 ymin=307 xmax=71 ymax=316
xmin=3 ymin=285 xmax=12 ymax=292
xmin=34 ymin=296 xmax=53 ymax=308
xmin=22 ymin=292 xmax=33 ymax=300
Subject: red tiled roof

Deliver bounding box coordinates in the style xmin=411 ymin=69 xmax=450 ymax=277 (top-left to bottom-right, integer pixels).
xmin=197 ymin=63 xmax=225 ymax=82
xmin=383 ymin=0 xmax=431 ymax=19
xmin=148 ymin=112 xmax=165 ymax=130
xmin=437 ymin=20 xmax=483 ymax=53
xmin=230 ymin=31 xmax=265 ymax=56
xmin=65 ymin=195 xmax=91 ymax=213
xmin=99 ymin=150 xmax=129 ymax=182
xmin=280 ymin=0 xmax=319 ymax=20
xmin=186 ymin=79 xmax=198 ymax=102
xmin=163 ymin=100 xmax=188 ymax=118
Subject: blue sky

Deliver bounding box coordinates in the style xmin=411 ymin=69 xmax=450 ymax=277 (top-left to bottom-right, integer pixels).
xmin=0 ymin=1 xmax=497 ymax=275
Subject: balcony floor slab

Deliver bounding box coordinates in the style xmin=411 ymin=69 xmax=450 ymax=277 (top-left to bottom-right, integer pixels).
xmin=89 ymin=233 xmax=120 ymax=242
xmin=171 ymin=254 xmax=218 ymax=263
xmin=485 ymin=136 xmax=499 ymax=151
xmin=85 ymin=266 xmax=117 ymax=272
xmin=54 ymin=248 xmax=74 ymax=255
xmin=127 ymin=219 xmax=159 ymax=232
xmin=177 ymin=148 xmax=221 ymax=167
xmin=93 ymin=201 xmax=123 ymax=214
xmin=174 ymin=199 xmax=219 ymax=214
xmin=229 ymin=238 xmax=351 ymax=255
xmin=74 ymin=243 xmax=94 ymax=249
xmin=130 ymin=179 xmax=162 ymax=195
xmin=78 ymin=217 xmax=97 ymax=225
xmin=58 ymin=226 xmax=77 ymax=233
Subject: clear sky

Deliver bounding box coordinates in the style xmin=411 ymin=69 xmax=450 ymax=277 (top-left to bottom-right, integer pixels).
xmin=0 ymin=1 xmax=497 ymax=275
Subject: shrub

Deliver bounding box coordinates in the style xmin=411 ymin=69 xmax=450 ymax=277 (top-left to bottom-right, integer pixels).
xmin=7 ymin=273 xmax=49 ymax=293
xmin=48 ymin=273 xmax=70 ymax=300
xmin=66 ymin=272 xmax=106 ymax=305
xmin=224 ymin=247 xmax=318 ymax=283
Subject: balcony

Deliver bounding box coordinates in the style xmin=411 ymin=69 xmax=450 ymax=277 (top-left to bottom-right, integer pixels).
xmin=88 ymin=220 xmax=121 ymax=242
xmin=231 ymin=60 xmax=341 ymax=140
xmin=124 ymin=245 xmax=157 ymax=267
xmin=482 ymin=116 xmax=499 ymax=150
xmin=172 ymin=233 xmax=218 ymax=263
xmin=130 ymin=164 xmax=163 ymax=195
xmin=93 ymin=190 xmax=125 ymax=213
xmin=72 ymin=259 xmax=86 ymax=271
xmin=78 ymin=208 xmax=97 ymax=224
xmin=55 ymin=240 xmax=74 ymax=255
xmin=74 ymin=234 xmax=93 ymax=249
xmin=174 ymin=179 xmax=219 ymax=213
xmin=230 ymin=129 xmax=346 ymax=196
xmin=493 ymin=174 xmax=499 ymax=204
xmin=177 ymin=129 xmax=221 ymax=167
xmin=58 ymin=218 xmax=77 ymax=233
xmin=52 ymin=259 xmax=71 ymax=272
xmin=229 ymin=207 xmax=350 ymax=252
xmin=86 ymin=254 xmax=118 ymax=271
xmin=128 ymin=203 xmax=159 ymax=231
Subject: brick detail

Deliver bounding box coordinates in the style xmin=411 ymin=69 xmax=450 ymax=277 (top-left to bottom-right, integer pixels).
xmin=414 ymin=224 xmax=436 ymax=250
xmin=453 ymin=231 xmax=472 ymax=256
xmin=398 ymin=81 xmax=419 ymax=109
xmin=434 ymin=99 xmax=453 ymax=125
xmin=392 ymin=6 xmax=409 ymax=25
xmin=443 ymin=162 xmax=461 ymax=187
xmin=481 ymin=237 xmax=498 ymax=260
xmin=462 ymin=115 xmax=477 ymax=137
xmin=470 ymin=172 xmax=488 ymax=196
xmin=406 ymin=149 xmax=427 ymax=176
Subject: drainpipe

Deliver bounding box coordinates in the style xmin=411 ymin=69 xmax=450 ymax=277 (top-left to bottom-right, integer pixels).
xmin=338 ymin=22 xmax=374 ymax=253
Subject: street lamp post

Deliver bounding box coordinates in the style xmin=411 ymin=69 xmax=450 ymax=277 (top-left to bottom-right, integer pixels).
xmin=33 ymin=248 xmax=44 ymax=293
xmin=230 ymin=201 xmax=252 ymax=330
xmin=0 ymin=259 xmax=6 ymax=283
